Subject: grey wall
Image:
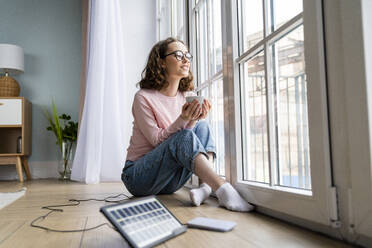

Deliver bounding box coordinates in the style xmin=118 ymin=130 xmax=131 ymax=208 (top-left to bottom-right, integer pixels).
xmin=0 ymin=0 xmax=81 ymax=178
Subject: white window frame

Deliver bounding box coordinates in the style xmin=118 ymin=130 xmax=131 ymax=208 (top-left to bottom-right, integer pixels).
xmin=222 ymin=0 xmax=336 ymax=226
xmin=343 ymin=0 xmax=372 ymax=239
xmin=165 ymin=0 xmax=372 ymax=242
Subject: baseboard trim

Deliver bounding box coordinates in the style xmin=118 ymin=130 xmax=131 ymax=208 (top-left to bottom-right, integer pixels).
xmin=257 ymin=205 xmax=371 ymax=247
xmin=0 ymin=161 xmax=59 ymax=180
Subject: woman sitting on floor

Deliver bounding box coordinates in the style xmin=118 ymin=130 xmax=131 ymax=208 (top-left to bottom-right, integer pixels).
xmin=122 ymin=37 xmax=254 ymax=212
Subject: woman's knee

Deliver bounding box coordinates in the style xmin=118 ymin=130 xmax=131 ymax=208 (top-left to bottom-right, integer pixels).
xmin=170 ymin=129 xmax=199 ymax=159
xmin=176 ymin=128 xmax=195 ymax=142
xmin=194 ymin=120 xmax=210 ymax=132
xmin=172 ymin=129 xmax=197 ymax=151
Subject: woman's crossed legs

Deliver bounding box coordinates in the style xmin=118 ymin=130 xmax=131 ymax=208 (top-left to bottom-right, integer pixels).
xmin=122 ymin=121 xmax=253 ymax=212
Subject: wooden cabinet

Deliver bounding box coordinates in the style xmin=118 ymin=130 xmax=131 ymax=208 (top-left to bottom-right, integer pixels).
xmin=0 ymin=97 xmax=32 ymax=182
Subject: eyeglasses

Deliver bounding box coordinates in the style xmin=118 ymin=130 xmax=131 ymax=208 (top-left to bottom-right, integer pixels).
xmin=163 ymin=50 xmax=193 ymax=62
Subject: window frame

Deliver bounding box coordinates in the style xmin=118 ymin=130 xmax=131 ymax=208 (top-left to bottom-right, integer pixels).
xmin=237 ymin=13 xmax=305 ymax=187
xmin=168 ymin=0 xmax=372 ymax=242
xmin=222 ymin=0 xmax=336 ymax=226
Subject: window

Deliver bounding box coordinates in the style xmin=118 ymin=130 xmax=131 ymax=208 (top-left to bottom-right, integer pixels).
xmin=238 ymin=0 xmax=309 ymax=190
xmin=271 ymin=26 xmax=310 ymax=189
xmin=169 ymin=0 xmax=334 ymax=225
xmin=171 ymin=0 xmax=188 ymax=41
xmin=191 ymin=0 xmax=225 ymax=176
xmin=165 ymin=0 xmax=372 ymax=240
xmin=226 ymin=0 xmax=334 ymax=225
xmin=157 ymin=0 xmax=188 ymax=41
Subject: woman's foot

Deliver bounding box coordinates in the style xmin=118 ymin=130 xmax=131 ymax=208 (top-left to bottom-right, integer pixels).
xmin=190 ymin=183 xmax=212 ymax=206
xmin=215 ymin=183 xmax=254 ymax=212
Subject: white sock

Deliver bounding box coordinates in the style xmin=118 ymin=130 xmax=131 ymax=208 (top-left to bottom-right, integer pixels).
xmin=215 ymin=183 xmax=254 ymax=212
xmin=190 ymin=183 xmax=212 ymax=206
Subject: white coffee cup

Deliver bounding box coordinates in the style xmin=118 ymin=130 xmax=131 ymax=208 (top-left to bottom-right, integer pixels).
xmin=186 ymin=96 xmax=205 ymax=105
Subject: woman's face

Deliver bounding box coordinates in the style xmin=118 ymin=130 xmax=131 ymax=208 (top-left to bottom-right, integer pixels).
xmin=162 ymin=42 xmax=191 ymax=79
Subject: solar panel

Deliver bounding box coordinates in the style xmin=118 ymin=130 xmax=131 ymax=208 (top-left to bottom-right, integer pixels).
xmin=100 ymin=196 xmax=187 ymax=248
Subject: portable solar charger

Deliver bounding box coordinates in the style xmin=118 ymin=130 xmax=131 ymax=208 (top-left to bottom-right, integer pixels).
xmin=100 ymin=196 xmax=187 ymax=248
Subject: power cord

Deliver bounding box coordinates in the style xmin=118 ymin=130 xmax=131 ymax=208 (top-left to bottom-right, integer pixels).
xmin=30 ymin=193 xmax=133 ymax=233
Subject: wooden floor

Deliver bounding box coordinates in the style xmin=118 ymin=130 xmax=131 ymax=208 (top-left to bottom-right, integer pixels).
xmin=0 ymin=179 xmax=353 ymax=248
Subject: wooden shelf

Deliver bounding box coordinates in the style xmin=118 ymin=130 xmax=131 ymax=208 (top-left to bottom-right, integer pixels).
xmin=0 ymin=153 xmax=24 ymax=157
xmin=0 ymin=125 xmax=22 ymax=128
xmin=0 ymin=97 xmax=32 ymax=182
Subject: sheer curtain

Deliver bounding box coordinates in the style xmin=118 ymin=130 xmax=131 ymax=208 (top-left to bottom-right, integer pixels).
xmin=71 ymin=0 xmax=130 ymax=183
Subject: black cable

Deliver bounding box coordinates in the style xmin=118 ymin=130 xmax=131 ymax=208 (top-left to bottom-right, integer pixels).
xmin=30 ymin=193 xmax=133 ymax=233
xmin=30 ymin=213 xmax=112 ymax=233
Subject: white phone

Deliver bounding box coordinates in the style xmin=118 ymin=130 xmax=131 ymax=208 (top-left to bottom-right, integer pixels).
xmin=186 ymin=217 xmax=236 ymax=232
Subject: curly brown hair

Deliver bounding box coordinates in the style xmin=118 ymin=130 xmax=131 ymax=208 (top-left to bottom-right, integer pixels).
xmin=138 ymin=37 xmax=194 ymax=92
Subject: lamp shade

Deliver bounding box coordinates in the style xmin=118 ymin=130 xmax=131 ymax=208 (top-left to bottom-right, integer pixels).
xmin=0 ymin=44 xmax=24 ymax=74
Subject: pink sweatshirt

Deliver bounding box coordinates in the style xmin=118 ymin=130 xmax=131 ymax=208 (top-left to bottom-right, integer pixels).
xmin=126 ymin=89 xmax=195 ymax=161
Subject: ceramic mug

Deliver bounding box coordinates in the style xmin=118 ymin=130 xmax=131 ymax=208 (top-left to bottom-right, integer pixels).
xmin=186 ymin=96 xmax=205 ymax=105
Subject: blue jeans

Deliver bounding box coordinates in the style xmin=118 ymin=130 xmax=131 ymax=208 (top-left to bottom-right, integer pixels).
xmin=122 ymin=121 xmax=216 ymax=196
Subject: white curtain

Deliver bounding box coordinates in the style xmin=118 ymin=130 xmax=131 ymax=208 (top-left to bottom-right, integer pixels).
xmin=71 ymin=0 xmax=130 ymax=183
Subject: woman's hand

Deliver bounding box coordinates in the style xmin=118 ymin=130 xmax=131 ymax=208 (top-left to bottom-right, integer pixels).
xmin=181 ymin=100 xmax=202 ymax=121
xmin=197 ymin=99 xmax=212 ymax=120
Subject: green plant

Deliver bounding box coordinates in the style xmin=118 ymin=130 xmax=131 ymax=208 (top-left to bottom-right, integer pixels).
xmin=44 ymin=101 xmax=78 ymax=180
xmin=43 ymin=101 xmax=78 ymax=152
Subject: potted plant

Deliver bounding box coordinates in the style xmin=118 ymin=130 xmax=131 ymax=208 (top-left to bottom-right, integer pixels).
xmin=44 ymin=101 xmax=78 ymax=180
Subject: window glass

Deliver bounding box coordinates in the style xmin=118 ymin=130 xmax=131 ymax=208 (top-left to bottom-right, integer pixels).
xmin=195 ymin=0 xmax=224 ymax=176
xmin=238 ymin=0 xmax=311 ymax=190
xmin=174 ymin=0 xmax=187 ymax=40
xmin=158 ymin=0 xmax=172 ymax=40
xmin=210 ymin=78 xmax=225 ymax=176
xmin=271 ymin=0 xmax=303 ymax=31
xmin=197 ymin=3 xmax=209 ymax=84
xmin=241 ymin=50 xmax=270 ymax=184
xmin=208 ymin=0 xmax=222 ymax=74
xmin=270 ymin=25 xmax=311 ymax=189
xmin=239 ymin=0 xmax=263 ymax=53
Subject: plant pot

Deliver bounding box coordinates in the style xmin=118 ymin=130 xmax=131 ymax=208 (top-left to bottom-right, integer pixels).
xmin=58 ymin=141 xmax=74 ymax=180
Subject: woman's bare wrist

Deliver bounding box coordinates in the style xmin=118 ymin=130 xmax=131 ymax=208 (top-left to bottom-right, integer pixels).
xmin=180 ymin=114 xmax=189 ymax=121
xmin=187 ymin=120 xmax=197 ymax=128
xmin=189 ymin=120 xmax=197 ymax=125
